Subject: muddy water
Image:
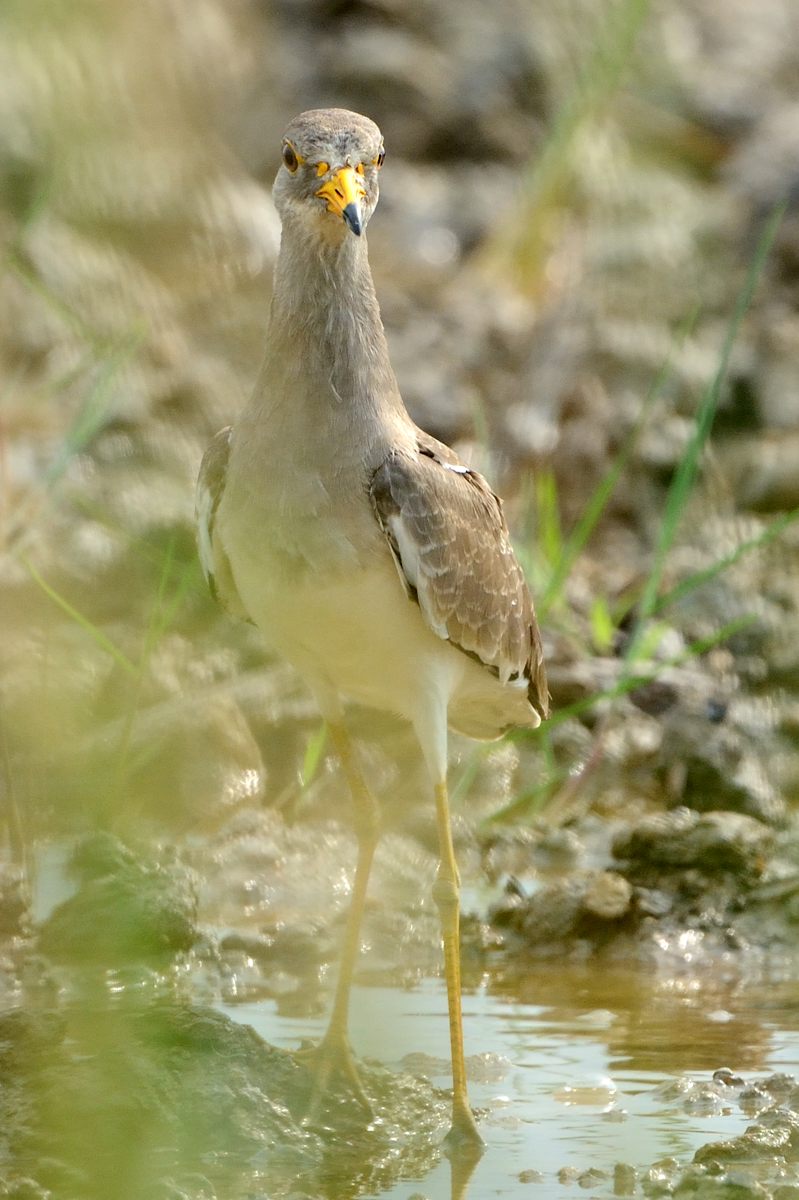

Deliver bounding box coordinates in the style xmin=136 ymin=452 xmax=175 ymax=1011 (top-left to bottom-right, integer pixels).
xmin=223 ymin=966 xmax=799 ymax=1198
xmin=12 ymin=838 xmax=799 ymax=1198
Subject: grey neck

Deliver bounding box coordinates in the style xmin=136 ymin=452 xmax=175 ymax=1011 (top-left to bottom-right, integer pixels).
xmin=251 ymin=213 xmax=405 ymax=440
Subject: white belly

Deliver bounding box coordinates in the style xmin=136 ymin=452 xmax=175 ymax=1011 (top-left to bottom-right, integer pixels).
xmin=233 ymin=546 xmax=463 ymax=719
xmin=216 ymin=479 xmax=539 ymax=740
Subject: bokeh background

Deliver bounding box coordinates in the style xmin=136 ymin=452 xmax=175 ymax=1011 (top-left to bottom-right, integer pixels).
xmin=3 ymin=0 xmax=799 ymax=834
xmin=2 ymin=1 xmax=799 ymax=1196
xmin=3 ymin=0 xmax=798 ymax=839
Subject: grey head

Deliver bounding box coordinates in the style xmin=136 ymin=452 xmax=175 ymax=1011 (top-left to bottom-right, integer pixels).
xmin=273 ymin=108 xmax=385 ymax=239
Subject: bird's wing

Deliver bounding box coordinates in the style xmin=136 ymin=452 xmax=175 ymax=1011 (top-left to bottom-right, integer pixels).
xmin=195 ymin=427 xmax=249 ymax=619
xmin=369 ymin=430 xmax=548 ymax=719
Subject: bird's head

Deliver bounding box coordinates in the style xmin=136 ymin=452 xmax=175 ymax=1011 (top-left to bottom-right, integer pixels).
xmin=273 ymin=108 xmax=385 ymax=241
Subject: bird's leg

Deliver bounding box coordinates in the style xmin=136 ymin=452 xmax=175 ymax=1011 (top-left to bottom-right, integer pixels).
xmin=303 ymin=721 xmax=379 ymax=1120
xmin=432 ymin=776 xmax=485 ymax=1151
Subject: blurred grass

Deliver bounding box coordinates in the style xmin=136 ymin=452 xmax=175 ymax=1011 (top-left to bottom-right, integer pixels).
xmin=473 ymin=200 xmax=793 ymax=823
xmin=532 ymin=307 xmax=700 ymax=621
xmin=481 ymin=0 xmax=653 ymax=291
xmin=111 ymin=532 xmax=185 ymax=803
xmin=3 ymin=253 xmax=147 ymax=554
xmin=623 ymin=201 xmax=788 ymax=664
xmin=488 ymin=613 xmax=759 ymax=823
xmin=3 ymin=6 xmax=797 ymax=1198
xmin=300 ymin=721 xmax=328 ymax=790
xmin=20 ymin=556 xmax=137 ymax=676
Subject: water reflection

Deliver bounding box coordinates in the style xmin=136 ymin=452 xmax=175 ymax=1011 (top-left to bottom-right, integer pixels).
xmin=490 ymin=960 xmax=782 ymax=1076
xmin=225 ymin=964 xmax=799 ymax=1199
xmin=3 ymin=987 xmax=446 ymax=1200
xmin=13 ymin=838 xmax=799 ymax=1199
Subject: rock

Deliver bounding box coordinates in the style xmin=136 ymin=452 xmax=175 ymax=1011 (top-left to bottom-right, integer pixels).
xmin=517 ymin=878 xmax=586 ymax=945
xmin=518 ymin=1167 xmax=545 ymax=1183
xmin=0 ymin=999 xmax=445 ymax=1200
xmin=694 ymin=1113 xmax=799 ymax=1164
xmin=578 ymin=1166 xmax=608 ymax=1188
xmin=614 ymin=1162 xmax=638 ymax=1195
xmin=583 ymin=871 xmax=633 ymax=920
xmin=490 ymin=868 xmax=633 ymax=949
xmin=37 ymin=835 xmax=198 ymax=966
xmin=719 ymin=433 xmax=799 ymax=514
xmin=714 ymin=1068 xmax=746 ymax=1089
xmin=612 ymin=808 xmax=774 ymax=876
xmin=674 ymin=1172 xmax=770 ymax=1198
xmin=657 ymin=705 xmax=786 ymax=826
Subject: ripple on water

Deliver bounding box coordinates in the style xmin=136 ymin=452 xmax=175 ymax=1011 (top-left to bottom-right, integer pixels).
xmin=221 ymin=963 xmax=799 ymax=1199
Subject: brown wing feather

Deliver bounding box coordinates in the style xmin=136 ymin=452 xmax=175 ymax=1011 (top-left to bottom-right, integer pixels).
xmin=370 ymin=432 xmax=548 ymax=720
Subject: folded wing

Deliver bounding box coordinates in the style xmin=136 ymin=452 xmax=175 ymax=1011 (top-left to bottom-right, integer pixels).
xmin=370 ymin=431 xmax=548 ymax=720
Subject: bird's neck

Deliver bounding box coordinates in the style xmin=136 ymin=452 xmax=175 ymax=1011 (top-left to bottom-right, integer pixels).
xmin=251 ymin=217 xmax=406 ymax=438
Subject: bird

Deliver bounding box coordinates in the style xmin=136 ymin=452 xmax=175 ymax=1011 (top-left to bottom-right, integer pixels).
xmin=196 ymin=107 xmax=548 ymax=1150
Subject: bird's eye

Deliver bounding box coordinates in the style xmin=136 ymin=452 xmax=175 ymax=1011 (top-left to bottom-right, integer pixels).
xmin=282 ymin=142 xmax=300 ymax=172
xmin=316 ymin=161 xmax=330 ymax=177
xmin=355 ymin=163 xmax=365 ymax=176
xmin=374 ymin=147 xmax=385 ymax=168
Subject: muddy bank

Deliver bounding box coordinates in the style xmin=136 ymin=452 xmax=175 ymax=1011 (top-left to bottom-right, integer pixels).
xmin=485 ymin=804 xmax=799 ymax=971
xmin=0 ymin=838 xmax=448 ymax=1199
xmin=0 ymin=1000 xmax=446 ymax=1200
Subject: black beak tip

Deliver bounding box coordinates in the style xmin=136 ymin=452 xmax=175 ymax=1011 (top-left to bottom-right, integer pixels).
xmin=342 ymin=203 xmax=363 ymax=237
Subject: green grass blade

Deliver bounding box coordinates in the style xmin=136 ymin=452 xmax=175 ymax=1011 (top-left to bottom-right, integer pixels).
xmin=484 ymin=0 xmax=653 ymax=285
xmin=654 ymin=505 xmax=799 ymax=616
xmin=539 ymin=307 xmax=699 ymax=617
xmin=535 ymin=469 xmax=563 ymax=571
xmin=300 ymin=722 xmax=328 ymax=789
xmin=589 ymin=595 xmax=616 ymax=653
xmin=625 ymin=201 xmax=786 ymax=662
xmin=495 ymin=612 xmax=757 ymax=824
xmin=486 ymin=771 xmax=566 ymax=826
xmin=5 ymin=254 xmax=146 ymax=497
xmin=43 ymin=329 xmax=145 ymax=489
xmin=111 ymin=534 xmax=188 ymax=799
xmin=510 ymin=613 xmax=756 ymax=745
xmin=7 ymin=251 xmax=99 ymax=343
xmin=21 ymin=556 xmax=137 ymax=676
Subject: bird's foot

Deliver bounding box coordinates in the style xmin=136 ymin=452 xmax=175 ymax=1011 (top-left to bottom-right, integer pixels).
xmin=295 ymin=1031 xmax=374 ymax=1125
xmin=443 ymin=1098 xmax=485 ymax=1156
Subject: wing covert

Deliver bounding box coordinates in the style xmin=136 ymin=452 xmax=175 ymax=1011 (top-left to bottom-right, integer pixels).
xmin=370 ymin=433 xmax=548 ymax=719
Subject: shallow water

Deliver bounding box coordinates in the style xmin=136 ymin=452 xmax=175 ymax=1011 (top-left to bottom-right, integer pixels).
xmin=25 ymin=840 xmax=799 ymax=1196
xmin=222 ymin=963 xmax=799 ymax=1198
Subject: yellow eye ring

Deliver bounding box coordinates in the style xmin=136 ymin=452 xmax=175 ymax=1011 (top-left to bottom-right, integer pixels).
xmin=373 ymin=147 xmax=385 ymax=168
xmin=316 ymin=161 xmax=330 ymax=177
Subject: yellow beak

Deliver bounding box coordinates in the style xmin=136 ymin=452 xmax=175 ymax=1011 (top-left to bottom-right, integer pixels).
xmin=315 ymin=165 xmax=366 ymax=236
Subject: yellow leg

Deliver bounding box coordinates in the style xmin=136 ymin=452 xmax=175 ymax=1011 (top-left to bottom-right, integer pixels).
xmin=432 ymin=778 xmax=484 ymax=1150
xmin=304 ymin=722 xmax=379 ymax=1120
